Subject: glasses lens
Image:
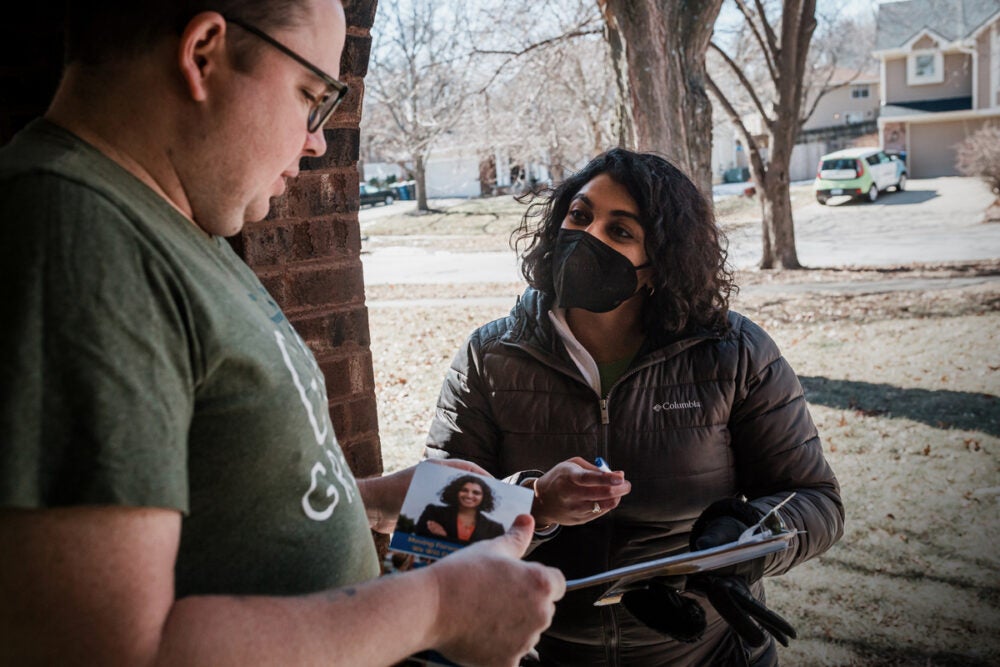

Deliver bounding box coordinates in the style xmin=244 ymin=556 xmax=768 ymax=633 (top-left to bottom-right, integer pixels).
xmin=308 ymin=85 xmax=347 ymax=133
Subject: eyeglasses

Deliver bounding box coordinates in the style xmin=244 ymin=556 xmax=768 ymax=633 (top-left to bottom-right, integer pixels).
xmin=224 ymin=16 xmax=348 ymax=133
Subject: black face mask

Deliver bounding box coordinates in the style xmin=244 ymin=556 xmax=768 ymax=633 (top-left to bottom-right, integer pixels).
xmin=552 ymin=228 xmax=651 ymax=313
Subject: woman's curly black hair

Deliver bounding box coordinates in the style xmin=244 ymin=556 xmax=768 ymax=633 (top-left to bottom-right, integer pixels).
xmin=512 ymin=148 xmax=736 ymax=337
xmin=439 ymin=475 xmax=496 ymax=514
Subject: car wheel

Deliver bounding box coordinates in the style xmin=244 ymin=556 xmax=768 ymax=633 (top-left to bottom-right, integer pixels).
xmin=866 ymin=184 xmax=879 ymax=202
xmin=384 ymin=195 xmax=394 ymax=206
xmin=816 ymin=195 xmax=828 ymax=205
xmin=895 ymin=174 xmax=907 ymax=192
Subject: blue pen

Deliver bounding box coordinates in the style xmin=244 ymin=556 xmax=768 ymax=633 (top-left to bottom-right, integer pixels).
xmin=594 ymin=457 xmax=612 ymax=473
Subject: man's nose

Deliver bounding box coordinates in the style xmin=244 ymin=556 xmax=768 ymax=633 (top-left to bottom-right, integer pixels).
xmin=303 ymin=125 xmax=328 ymax=158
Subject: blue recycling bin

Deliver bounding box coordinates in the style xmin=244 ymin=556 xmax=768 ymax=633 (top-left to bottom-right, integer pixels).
xmin=392 ymin=183 xmax=410 ymax=201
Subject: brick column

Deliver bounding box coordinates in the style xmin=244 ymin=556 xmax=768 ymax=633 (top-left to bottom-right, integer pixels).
xmin=233 ymin=0 xmax=384 ymax=484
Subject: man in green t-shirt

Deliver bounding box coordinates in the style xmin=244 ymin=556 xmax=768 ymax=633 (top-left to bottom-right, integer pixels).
xmin=0 ymin=1 xmax=564 ymax=664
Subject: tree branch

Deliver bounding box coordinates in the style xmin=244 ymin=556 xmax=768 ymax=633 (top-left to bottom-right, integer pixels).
xmin=472 ymin=28 xmax=602 ymax=57
xmin=752 ymin=0 xmax=780 ymax=58
xmin=705 ymin=72 xmax=768 ymax=179
xmin=709 ymin=41 xmax=773 ymax=126
xmin=733 ymin=0 xmax=778 ymax=82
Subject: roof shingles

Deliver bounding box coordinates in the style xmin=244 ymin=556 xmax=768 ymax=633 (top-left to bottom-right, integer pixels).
xmin=875 ymin=0 xmax=1000 ymax=51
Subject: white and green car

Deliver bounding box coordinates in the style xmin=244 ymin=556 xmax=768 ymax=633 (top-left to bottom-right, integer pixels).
xmin=813 ymin=147 xmax=907 ymax=205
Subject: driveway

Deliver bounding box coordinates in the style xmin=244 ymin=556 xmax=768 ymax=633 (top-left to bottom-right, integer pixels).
xmin=725 ymin=177 xmax=1000 ymax=269
xmin=360 ymin=177 xmax=1000 ymax=285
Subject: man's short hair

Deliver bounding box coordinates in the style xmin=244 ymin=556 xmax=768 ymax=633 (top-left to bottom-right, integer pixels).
xmin=65 ymin=0 xmax=311 ymax=66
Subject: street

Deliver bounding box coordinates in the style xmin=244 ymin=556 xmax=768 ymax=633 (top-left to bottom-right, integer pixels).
xmin=360 ymin=177 xmax=1000 ymax=285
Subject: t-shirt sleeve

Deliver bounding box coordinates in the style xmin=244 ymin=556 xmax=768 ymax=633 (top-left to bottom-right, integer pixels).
xmin=0 ymin=173 xmax=194 ymax=511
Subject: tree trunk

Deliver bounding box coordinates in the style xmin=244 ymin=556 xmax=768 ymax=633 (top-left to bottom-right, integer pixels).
xmin=415 ymin=153 xmax=429 ymax=211
xmin=599 ymin=4 xmax=636 ymax=150
xmin=599 ymin=0 xmax=724 ymax=198
xmin=707 ymin=0 xmax=817 ymax=270
xmin=759 ymin=0 xmax=815 ymax=269
xmin=760 ymin=163 xmax=801 ymax=269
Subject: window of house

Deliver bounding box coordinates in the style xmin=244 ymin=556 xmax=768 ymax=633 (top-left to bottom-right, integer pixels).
xmin=851 ymin=85 xmax=870 ymax=98
xmin=907 ymin=51 xmax=944 ymax=85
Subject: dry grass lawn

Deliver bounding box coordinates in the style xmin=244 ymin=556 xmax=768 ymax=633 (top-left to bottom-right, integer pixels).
xmin=364 ymin=190 xmax=1000 ymax=666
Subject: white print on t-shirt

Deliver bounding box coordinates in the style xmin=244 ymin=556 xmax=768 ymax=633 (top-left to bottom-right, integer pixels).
xmin=273 ymin=329 xmax=356 ymax=522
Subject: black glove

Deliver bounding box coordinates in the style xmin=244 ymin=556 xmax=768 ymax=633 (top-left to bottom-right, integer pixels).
xmin=689 ymin=498 xmax=766 ymax=582
xmin=686 ymin=574 xmax=797 ymax=647
xmin=621 ymin=577 xmax=706 ymax=643
xmin=687 ymin=498 xmax=796 ymax=647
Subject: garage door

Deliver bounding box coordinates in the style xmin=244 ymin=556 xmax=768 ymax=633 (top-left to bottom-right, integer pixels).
xmin=909 ymin=118 xmax=992 ymax=178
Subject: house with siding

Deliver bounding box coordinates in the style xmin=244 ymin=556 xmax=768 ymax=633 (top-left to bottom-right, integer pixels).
xmin=875 ymin=0 xmax=1000 ymax=177
xmin=800 ymin=68 xmax=881 ymax=132
xmin=787 ymin=68 xmax=882 ymax=182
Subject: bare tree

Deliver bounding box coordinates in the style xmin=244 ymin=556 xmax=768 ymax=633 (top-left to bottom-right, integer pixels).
xmin=707 ymin=0 xmax=818 ymax=269
xmin=365 ymin=0 xmax=475 ymax=211
xmin=363 ymin=0 xmax=611 ymax=200
xmin=463 ymin=0 xmax=612 ymax=188
xmin=956 ymin=124 xmax=1000 ymax=222
xmin=597 ymin=0 xmax=725 ymax=197
xmin=800 ymin=6 xmax=879 ymax=126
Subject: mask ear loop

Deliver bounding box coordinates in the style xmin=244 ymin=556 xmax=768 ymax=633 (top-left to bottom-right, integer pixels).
xmin=637 ymin=262 xmax=655 ymax=296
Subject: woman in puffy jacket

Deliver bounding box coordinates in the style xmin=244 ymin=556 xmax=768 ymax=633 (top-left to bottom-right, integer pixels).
xmin=425 ymin=148 xmax=844 ymax=666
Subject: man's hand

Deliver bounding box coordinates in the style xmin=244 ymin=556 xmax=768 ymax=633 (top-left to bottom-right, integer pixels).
xmin=532 ymin=457 xmax=631 ymax=526
xmin=427 ymin=515 xmax=566 ymax=666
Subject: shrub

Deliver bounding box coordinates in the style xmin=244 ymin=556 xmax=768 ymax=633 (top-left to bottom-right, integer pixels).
xmin=955 ymin=124 xmax=1000 ymax=197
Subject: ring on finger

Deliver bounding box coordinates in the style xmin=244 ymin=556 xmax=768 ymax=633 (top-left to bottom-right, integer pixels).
xmin=592 ymin=502 xmax=601 ymax=514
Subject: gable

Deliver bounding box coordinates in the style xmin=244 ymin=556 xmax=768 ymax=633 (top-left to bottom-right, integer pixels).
xmin=911 ymin=34 xmax=941 ymax=50
xmin=876 ymin=0 xmax=1000 ymax=52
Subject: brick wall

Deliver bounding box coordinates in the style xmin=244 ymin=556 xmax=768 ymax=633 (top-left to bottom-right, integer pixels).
xmin=233 ymin=0 xmax=384 ymax=484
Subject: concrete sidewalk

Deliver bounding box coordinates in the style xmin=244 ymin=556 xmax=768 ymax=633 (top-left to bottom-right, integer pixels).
xmin=361 ymin=177 xmax=1000 ymax=290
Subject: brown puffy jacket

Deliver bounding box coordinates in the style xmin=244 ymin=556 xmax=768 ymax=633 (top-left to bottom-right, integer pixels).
xmin=426 ymin=288 xmax=844 ymax=666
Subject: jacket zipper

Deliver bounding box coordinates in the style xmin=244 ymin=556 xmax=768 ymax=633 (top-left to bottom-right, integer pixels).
xmin=504 ymin=327 xmax=716 ymax=667
xmin=598 ymin=393 xmax=618 ymax=665
xmin=598 ymin=355 xmax=698 ymax=667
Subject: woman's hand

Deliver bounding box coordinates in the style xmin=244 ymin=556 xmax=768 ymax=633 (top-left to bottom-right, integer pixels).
xmin=531 ymin=457 xmax=631 ymax=526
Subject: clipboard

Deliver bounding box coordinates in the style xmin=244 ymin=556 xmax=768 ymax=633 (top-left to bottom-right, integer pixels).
xmin=565 ymin=530 xmax=798 ymax=606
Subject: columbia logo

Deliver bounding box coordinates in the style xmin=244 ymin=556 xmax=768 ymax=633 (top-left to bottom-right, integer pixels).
xmin=652 ymin=400 xmax=702 ymax=412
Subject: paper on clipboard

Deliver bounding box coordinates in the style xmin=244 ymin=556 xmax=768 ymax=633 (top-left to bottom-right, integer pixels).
xmin=565 ymin=530 xmax=797 ymax=606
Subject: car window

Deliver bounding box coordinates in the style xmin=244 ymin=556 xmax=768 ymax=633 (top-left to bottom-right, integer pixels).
xmin=865 ymin=155 xmax=879 ymax=166
xmin=821 ymin=158 xmax=857 ymax=170
xmin=878 ymin=152 xmax=891 ymax=164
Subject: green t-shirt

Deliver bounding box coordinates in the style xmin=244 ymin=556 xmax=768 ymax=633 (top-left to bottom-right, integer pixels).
xmin=598 ymin=357 xmax=634 ymax=396
xmin=0 ymin=120 xmax=379 ymax=596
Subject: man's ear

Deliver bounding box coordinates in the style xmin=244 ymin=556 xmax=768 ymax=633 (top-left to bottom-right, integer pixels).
xmin=177 ymin=12 xmax=228 ymax=102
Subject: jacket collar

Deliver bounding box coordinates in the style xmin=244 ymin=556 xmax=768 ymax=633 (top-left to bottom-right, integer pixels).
xmin=503 ymin=287 xmax=734 ymax=369
xmin=502 ymin=288 xmax=551 ymax=345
